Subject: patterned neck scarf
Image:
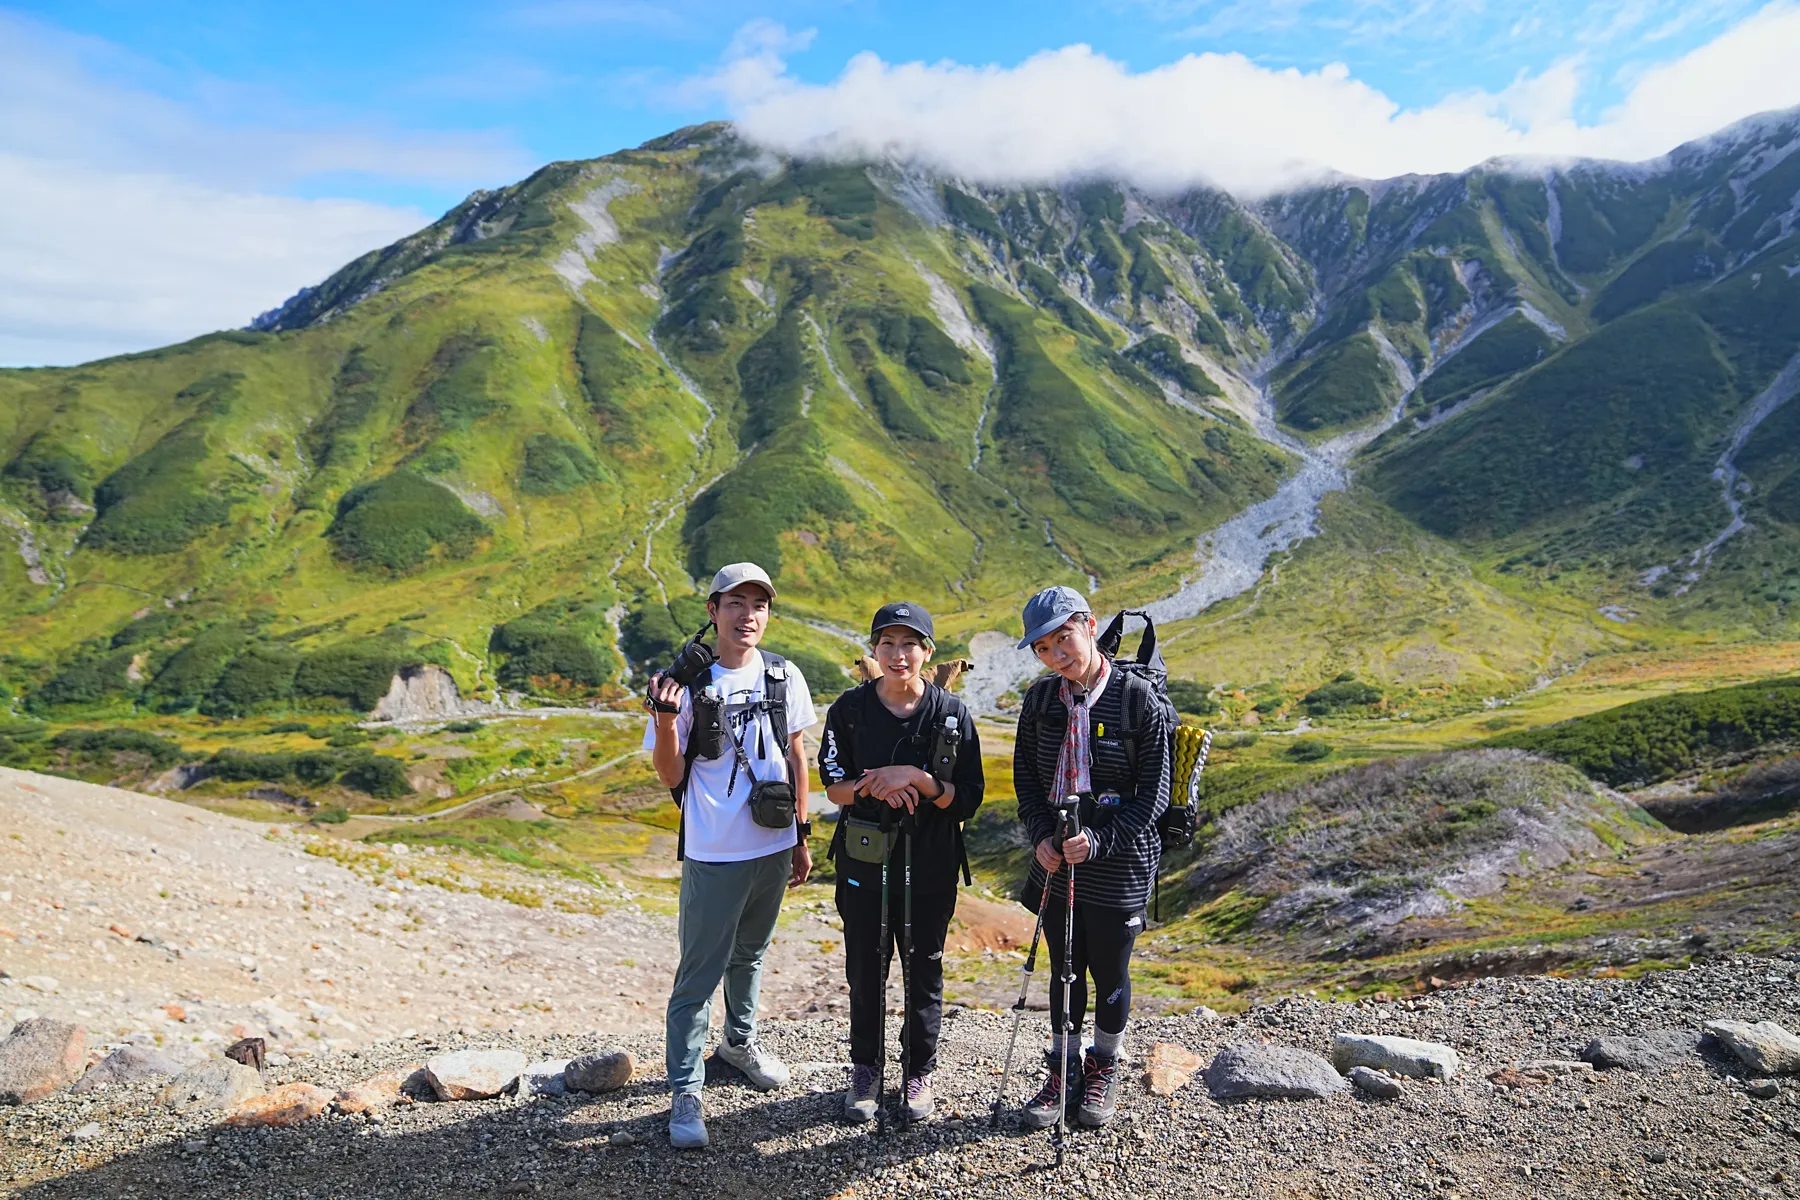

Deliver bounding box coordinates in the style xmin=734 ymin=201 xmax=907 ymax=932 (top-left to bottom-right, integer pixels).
xmin=1051 ymin=658 xmax=1110 ymax=803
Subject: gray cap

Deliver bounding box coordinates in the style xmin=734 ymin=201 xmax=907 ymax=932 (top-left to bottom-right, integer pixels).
xmin=1017 ymin=585 xmax=1090 ymax=649
xmin=708 ymin=561 xmax=776 ymax=600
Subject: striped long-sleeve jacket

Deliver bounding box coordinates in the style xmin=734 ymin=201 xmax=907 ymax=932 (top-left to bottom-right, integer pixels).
xmin=1015 ymin=669 xmax=1170 ymax=913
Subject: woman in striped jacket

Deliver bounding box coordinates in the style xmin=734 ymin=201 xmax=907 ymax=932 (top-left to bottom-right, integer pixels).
xmin=1011 ymin=585 xmax=1170 ymax=1129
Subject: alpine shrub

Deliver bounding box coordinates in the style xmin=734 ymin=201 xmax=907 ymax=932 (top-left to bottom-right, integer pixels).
xmin=203 ymin=644 xmax=301 ymax=716
xmin=293 ymin=640 xmax=422 ymax=712
xmin=50 ymin=727 xmax=184 ymax=767
xmin=327 ymin=471 xmax=486 ymax=572
xmin=518 ymin=434 xmax=604 ymax=495
xmin=1487 ymin=676 xmax=1800 ymax=787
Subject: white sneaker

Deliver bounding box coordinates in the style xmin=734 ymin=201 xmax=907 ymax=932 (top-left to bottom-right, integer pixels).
xmin=668 ymin=1091 xmax=707 ymax=1149
xmin=716 ymin=1036 xmax=790 ymax=1091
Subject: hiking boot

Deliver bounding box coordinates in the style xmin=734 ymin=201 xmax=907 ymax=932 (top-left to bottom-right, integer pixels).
xmin=716 ymin=1036 xmax=790 ymax=1091
xmin=904 ymin=1072 xmax=935 ymax=1122
xmin=1020 ymin=1054 xmax=1079 ymax=1130
xmin=844 ymin=1064 xmax=878 ymax=1124
xmin=668 ymin=1091 xmax=708 ymax=1150
xmin=1077 ymin=1050 xmax=1120 ymax=1127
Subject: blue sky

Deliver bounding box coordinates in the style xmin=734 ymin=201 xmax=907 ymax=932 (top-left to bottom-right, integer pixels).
xmin=12 ymin=0 xmax=1775 ymax=213
xmin=3 ymin=0 xmax=1797 ymax=364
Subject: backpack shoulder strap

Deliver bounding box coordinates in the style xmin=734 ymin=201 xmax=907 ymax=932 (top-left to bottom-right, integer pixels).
xmin=1113 ymin=668 xmax=1154 ymax=780
xmin=1020 ymin=674 xmax=1058 ymax=732
xmin=761 ymin=652 xmax=790 ymax=757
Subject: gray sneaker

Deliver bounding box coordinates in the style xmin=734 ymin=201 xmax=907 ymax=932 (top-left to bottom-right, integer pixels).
xmin=668 ymin=1091 xmax=707 ymax=1150
xmin=716 ymin=1036 xmax=790 ymax=1091
xmin=904 ymin=1072 xmax=935 ymax=1122
xmin=844 ymin=1064 xmax=878 ymax=1123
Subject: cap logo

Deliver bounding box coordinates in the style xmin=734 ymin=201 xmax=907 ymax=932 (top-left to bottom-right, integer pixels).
xmin=896 ymin=607 xmax=909 ymax=616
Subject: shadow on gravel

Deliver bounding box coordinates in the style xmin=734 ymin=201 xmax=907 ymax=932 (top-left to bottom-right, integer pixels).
xmin=8 ymin=1074 xmax=1065 ymax=1200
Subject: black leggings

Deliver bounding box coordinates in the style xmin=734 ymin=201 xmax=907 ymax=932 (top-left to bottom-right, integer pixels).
xmin=1040 ymin=897 xmax=1143 ymax=1043
xmin=836 ymin=875 xmax=956 ymax=1075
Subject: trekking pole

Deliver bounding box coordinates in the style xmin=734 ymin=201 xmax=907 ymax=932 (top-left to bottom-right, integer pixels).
xmin=898 ymin=811 xmax=916 ymax=1130
xmin=873 ymin=803 xmax=894 ymax=1137
xmin=989 ymin=870 xmax=1056 ymax=1128
xmin=1052 ymin=797 xmax=1081 ymax=1168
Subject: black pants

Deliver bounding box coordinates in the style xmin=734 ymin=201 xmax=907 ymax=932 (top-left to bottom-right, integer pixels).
xmin=836 ymin=872 xmax=956 ymax=1075
xmin=1040 ymin=896 xmax=1143 ymax=1045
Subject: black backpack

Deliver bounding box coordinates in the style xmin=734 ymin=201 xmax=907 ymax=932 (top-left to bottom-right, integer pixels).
xmin=670 ymin=652 xmax=791 ymax=861
xmin=1021 ymin=609 xmax=1195 ymax=853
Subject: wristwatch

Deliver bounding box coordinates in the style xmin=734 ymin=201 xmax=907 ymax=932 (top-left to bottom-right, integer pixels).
xmin=796 ymin=820 xmax=813 ymax=837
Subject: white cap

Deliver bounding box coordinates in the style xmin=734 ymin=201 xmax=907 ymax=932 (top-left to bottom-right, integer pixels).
xmin=707 ymin=561 xmax=776 ymax=600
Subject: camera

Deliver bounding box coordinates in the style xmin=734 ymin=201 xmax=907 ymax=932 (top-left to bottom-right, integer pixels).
xmin=664 ymin=621 xmax=719 ymax=690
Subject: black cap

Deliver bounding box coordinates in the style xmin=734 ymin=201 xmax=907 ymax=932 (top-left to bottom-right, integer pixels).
xmin=870 ymin=601 xmax=934 ymax=642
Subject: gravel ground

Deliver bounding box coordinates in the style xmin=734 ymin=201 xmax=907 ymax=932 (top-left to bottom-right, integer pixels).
xmin=5 ymin=956 xmax=1799 ymax=1199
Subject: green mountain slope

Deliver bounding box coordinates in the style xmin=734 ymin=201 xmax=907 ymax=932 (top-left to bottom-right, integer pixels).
xmin=2 ymin=110 xmax=1797 ymax=720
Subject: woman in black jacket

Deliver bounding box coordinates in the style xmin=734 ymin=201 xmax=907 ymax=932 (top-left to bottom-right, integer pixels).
xmin=819 ymin=602 xmax=984 ymax=1124
xmin=1011 ymin=585 xmax=1169 ymax=1130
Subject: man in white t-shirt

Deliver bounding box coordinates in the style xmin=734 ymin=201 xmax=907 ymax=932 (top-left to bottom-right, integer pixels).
xmin=643 ymin=561 xmax=816 ymax=1150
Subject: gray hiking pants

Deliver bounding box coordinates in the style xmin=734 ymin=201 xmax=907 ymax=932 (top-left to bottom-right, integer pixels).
xmin=664 ymin=847 xmax=793 ymax=1094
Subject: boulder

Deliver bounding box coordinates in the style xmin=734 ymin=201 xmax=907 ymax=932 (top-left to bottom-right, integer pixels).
xmin=158 ymin=1059 xmax=265 ymax=1112
xmin=0 ymin=1018 xmax=87 ymax=1105
xmin=1332 ymin=1033 xmax=1460 ymax=1082
xmin=225 ymin=1082 xmax=333 ymax=1128
xmin=565 ymin=1049 xmax=635 ymax=1094
xmin=1704 ymin=1020 xmax=1800 ymax=1076
xmin=1204 ymin=1043 xmax=1346 ymax=1101
xmin=425 ymin=1049 xmax=527 ymax=1101
xmin=334 ymin=1066 xmax=425 ymax=1114
xmin=72 ymin=1046 xmax=184 ymax=1093
xmin=1142 ymin=1043 xmax=1203 ymax=1096
xmin=1348 ymin=1066 xmax=1402 ymax=1099
xmin=519 ymin=1059 xmax=571 ymax=1098
xmin=1580 ymin=1029 xmax=1701 ymax=1072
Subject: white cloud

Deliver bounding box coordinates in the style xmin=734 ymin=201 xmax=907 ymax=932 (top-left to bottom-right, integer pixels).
xmin=0 ymin=13 xmax=525 ymax=367
xmin=712 ymin=2 xmax=1800 ymax=196
xmin=0 ymin=155 xmax=426 ymax=368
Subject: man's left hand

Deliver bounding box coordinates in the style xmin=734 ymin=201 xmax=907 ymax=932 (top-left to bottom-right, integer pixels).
xmin=789 ymin=840 xmax=813 ymax=888
xmin=1063 ymin=830 xmax=1093 ymax=864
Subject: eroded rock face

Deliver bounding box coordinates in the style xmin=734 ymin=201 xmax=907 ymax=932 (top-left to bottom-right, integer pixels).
xmin=1204 ymin=1043 xmax=1346 ymax=1101
xmin=371 ymin=665 xmax=492 ymax=723
xmin=1332 ymin=1033 xmax=1460 ymax=1082
xmin=426 ymin=1049 xmax=527 ymax=1101
xmin=1704 ymin=1020 xmax=1800 ymax=1076
xmin=0 ymin=1019 xmax=87 ymax=1105
xmin=158 ymin=1059 xmax=265 ymax=1112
